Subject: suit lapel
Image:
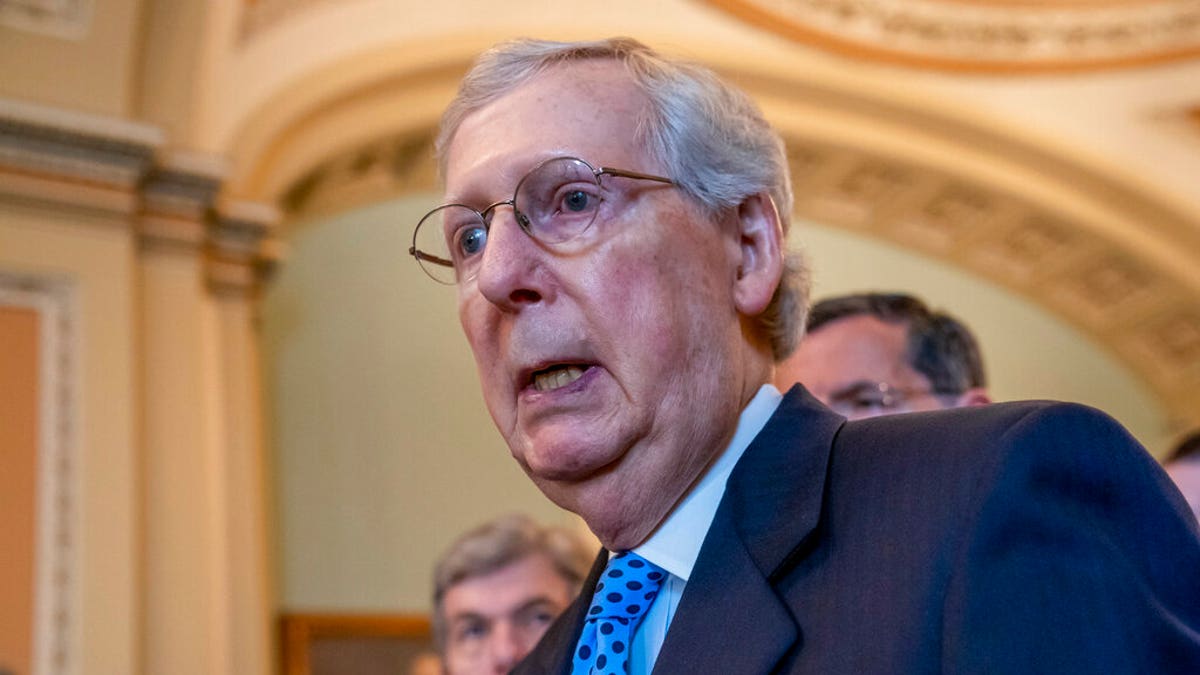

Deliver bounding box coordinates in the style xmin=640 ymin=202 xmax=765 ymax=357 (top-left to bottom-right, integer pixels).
xmin=516 ymin=387 xmax=844 ymax=674
xmin=652 ymin=386 xmax=844 ymax=673
xmin=728 ymin=386 xmax=843 ymax=580
xmin=651 ymin=498 xmax=797 ymax=673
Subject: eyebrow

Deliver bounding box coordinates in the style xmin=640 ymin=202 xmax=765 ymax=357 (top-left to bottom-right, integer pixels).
xmin=511 ymin=596 xmax=564 ymax=614
xmin=828 ymin=381 xmax=885 ymax=399
xmin=447 ymin=595 xmax=564 ymax=624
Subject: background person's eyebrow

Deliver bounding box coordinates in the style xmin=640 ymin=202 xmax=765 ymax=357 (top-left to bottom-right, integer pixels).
xmin=513 ymin=597 xmax=561 ymax=613
xmin=829 ymin=381 xmax=885 ymax=398
xmin=448 ymin=611 xmax=488 ymax=624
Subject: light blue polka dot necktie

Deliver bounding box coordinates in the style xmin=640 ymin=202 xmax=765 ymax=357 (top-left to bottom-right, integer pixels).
xmin=571 ymin=551 xmax=667 ymax=675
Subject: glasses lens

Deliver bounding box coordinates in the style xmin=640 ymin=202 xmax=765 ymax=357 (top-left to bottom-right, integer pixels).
xmin=413 ymin=204 xmax=485 ymax=284
xmin=515 ymin=157 xmax=603 ymax=244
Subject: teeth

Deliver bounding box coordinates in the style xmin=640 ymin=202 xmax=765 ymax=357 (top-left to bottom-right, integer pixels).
xmin=532 ymin=366 xmax=586 ymax=392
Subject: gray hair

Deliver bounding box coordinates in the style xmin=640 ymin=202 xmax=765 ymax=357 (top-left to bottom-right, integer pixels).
xmin=436 ymin=37 xmax=809 ymax=361
xmin=807 ymin=292 xmax=987 ymax=395
xmin=431 ymin=513 xmax=594 ymax=652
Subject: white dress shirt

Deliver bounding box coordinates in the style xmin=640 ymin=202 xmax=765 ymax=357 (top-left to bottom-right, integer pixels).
xmin=626 ymin=384 xmax=783 ymax=674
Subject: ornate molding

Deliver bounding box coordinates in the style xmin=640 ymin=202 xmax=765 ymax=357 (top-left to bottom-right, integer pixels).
xmin=704 ymin=0 xmax=1200 ymax=72
xmin=0 ymin=98 xmax=280 ymax=296
xmin=0 ymin=274 xmax=78 ymax=675
xmin=279 ymin=130 xmax=436 ymax=220
xmin=0 ymin=99 xmax=160 ymax=215
xmin=207 ymin=200 xmax=283 ymax=296
xmin=784 ymin=138 xmax=1200 ymax=428
xmin=139 ymin=153 xmax=226 ymax=250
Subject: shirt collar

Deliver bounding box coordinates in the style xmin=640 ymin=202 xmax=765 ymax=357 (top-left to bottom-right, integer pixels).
xmin=632 ymin=384 xmax=783 ymax=581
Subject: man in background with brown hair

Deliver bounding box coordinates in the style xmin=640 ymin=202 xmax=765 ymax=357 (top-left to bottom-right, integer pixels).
xmin=775 ymin=292 xmax=990 ymax=420
xmin=431 ymin=514 xmax=593 ymax=675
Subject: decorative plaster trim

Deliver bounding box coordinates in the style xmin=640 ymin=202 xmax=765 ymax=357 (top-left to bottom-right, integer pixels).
xmin=704 ymin=0 xmax=1200 ymax=72
xmin=778 ymin=137 xmax=1200 ymax=428
xmin=0 ymin=97 xmax=160 ymax=213
xmin=0 ymin=274 xmax=79 ymax=675
xmin=0 ymin=99 xmax=163 ymax=148
xmin=0 ymin=102 xmax=280 ymax=295
xmin=207 ymin=200 xmax=283 ymax=296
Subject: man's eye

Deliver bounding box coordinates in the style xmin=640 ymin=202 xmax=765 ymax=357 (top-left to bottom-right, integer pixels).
xmin=514 ymin=605 xmax=560 ymax=631
xmin=551 ymin=184 xmax=601 ymax=216
xmin=563 ymin=189 xmax=592 ymax=212
xmin=454 ymin=621 xmax=488 ymax=642
xmin=455 ymin=226 xmax=487 ymax=258
xmin=851 ymin=396 xmax=889 ymax=410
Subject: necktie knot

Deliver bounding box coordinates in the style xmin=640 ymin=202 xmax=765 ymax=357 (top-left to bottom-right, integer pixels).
xmin=573 ymin=552 xmax=666 ymax=675
xmin=588 ymin=552 xmax=666 ymax=620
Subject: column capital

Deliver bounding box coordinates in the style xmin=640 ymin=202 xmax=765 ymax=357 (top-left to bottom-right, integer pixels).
xmin=207 ymin=200 xmax=283 ymax=297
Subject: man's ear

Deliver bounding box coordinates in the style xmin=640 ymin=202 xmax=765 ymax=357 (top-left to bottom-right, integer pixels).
xmin=732 ymin=191 xmax=784 ymax=316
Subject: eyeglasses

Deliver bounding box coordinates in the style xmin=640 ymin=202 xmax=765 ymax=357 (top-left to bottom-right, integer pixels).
xmin=410 ymin=156 xmax=674 ymax=284
xmin=825 ymin=381 xmax=959 ymax=419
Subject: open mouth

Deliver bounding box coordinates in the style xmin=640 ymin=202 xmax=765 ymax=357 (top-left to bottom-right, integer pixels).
xmin=530 ymin=364 xmax=591 ymax=392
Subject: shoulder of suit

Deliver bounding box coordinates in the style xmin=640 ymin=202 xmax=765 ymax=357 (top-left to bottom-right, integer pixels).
xmin=829 ymin=399 xmax=1143 ymax=479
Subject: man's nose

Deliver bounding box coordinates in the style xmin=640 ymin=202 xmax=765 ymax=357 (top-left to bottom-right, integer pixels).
xmin=474 ymin=208 xmax=547 ymax=310
xmin=485 ymin=620 xmax=527 ymax=673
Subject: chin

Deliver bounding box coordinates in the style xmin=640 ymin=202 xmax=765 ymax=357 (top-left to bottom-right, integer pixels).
xmin=516 ymin=427 xmax=625 ymax=482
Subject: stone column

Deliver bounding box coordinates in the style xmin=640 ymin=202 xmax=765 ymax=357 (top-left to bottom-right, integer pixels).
xmin=138 ymin=152 xmax=232 ymax=675
xmin=138 ymin=153 xmax=279 ymax=675
xmin=208 ymin=200 xmax=281 ymax=675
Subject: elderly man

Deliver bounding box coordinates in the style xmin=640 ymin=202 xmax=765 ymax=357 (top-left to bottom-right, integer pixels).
xmin=410 ymin=37 xmax=1200 ymax=674
xmin=775 ymin=292 xmax=991 ymax=419
xmin=432 ymin=514 xmax=593 ymax=675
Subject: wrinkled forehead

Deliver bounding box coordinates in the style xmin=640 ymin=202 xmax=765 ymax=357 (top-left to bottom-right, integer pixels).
xmin=442 ymin=60 xmax=657 ymax=200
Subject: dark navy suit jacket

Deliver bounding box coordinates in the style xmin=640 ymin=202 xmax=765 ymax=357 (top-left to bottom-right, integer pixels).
xmin=515 ymin=386 xmax=1200 ymax=673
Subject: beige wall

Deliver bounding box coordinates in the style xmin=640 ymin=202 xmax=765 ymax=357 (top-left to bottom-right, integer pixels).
xmin=0 ymin=0 xmax=144 ymax=117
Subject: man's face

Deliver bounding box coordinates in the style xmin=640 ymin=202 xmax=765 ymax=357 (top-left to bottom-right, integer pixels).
xmin=446 ymin=61 xmax=752 ymax=547
xmin=776 ymin=314 xmax=953 ymax=420
xmin=440 ymin=553 xmax=575 ymax=675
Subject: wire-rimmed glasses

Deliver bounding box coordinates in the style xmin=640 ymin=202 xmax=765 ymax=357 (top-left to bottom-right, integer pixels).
xmin=825 ymin=381 xmax=961 ymax=419
xmin=410 ymin=156 xmax=673 ymax=284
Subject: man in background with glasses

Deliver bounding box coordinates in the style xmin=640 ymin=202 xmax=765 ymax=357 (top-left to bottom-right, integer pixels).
xmin=412 ymin=37 xmax=1200 ymax=673
xmin=775 ymin=292 xmax=991 ymax=420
